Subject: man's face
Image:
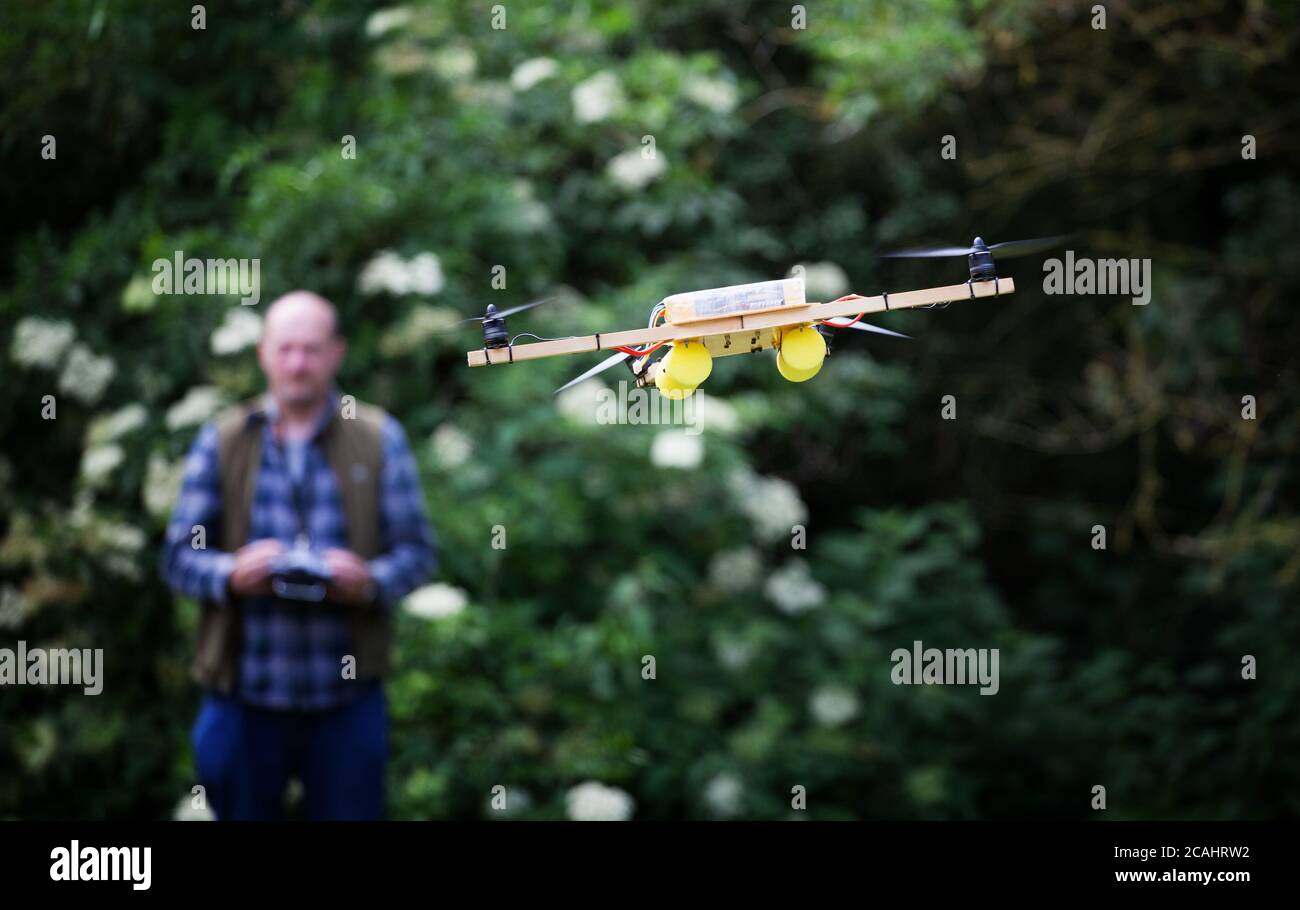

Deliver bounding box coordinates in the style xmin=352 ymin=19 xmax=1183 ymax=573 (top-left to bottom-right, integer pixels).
xmin=257 ymin=298 xmax=345 ymax=409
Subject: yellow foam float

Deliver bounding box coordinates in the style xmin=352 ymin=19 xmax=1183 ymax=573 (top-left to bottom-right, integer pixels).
xmin=776 ymin=349 xmax=823 ymax=382
xmin=661 ymin=340 xmax=713 ymax=387
xmin=776 ymin=325 xmax=826 ymax=372
xmin=654 ymin=365 xmax=697 ymax=399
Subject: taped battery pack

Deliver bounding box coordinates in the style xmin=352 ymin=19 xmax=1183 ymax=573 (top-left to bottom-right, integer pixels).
xmin=663 ymin=276 xmax=807 ymax=325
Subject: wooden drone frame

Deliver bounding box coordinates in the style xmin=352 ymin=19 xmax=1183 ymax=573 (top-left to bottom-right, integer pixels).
xmin=466 ymin=277 xmax=1015 ymax=367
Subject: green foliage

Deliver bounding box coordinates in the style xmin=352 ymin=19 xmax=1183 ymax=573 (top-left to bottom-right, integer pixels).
xmin=1 ymin=0 xmax=1297 ymax=819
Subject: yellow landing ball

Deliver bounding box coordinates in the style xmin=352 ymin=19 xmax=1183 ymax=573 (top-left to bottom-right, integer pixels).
xmin=663 ymin=341 xmax=713 ymax=387
xmin=776 ymin=349 xmax=823 ymax=382
xmin=777 ymin=325 xmax=826 ymax=372
xmin=655 ymin=365 xmax=697 ymax=399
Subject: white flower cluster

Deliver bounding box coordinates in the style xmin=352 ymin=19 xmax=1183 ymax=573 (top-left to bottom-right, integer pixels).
xmin=565 ymin=780 xmax=635 ymax=821
xmin=172 ymin=792 xmax=217 ymax=821
xmin=510 ymin=57 xmax=558 ymax=92
xmin=105 ymin=521 xmax=146 ymax=554
xmin=86 ymin=403 xmax=147 ymax=447
xmin=430 ymin=424 xmax=473 ymax=469
xmin=121 ymin=274 xmax=156 ymax=313
xmin=75 ymin=514 xmax=147 ymax=580
xmin=80 ymin=444 xmax=124 ymax=488
xmin=431 ymin=44 xmax=477 ymax=82
xmin=506 ymin=179 xmax=552 ymax=233
xmin=66 ymin=492 xmax=95 ymax=530
xmin=713 ymin=630 xmax=758 ymax=671
xmin=375 ymin=43 xmax=436 ymax=76
xmin=59 ymin=345 xmax=117 ymax=405
xmin=403 ymin=582 xmax=468 ymax=619
xmin=727 ymin=467 xmax=808 ymax=544
xmin=572 ymin=71 xmax=625 ymax=124
xmin=379 ymin=304 xmax=461 ymax=357
xmin=605 ymin=149 xmax=667 ymax=191
xmin=764 ymin=559 xmax=826 ymax=615
xmin=358 ymin=250 xmax=446 ymax=297
xmin=708 ymin=547 xmax=761 ymax=592
xmin=143 ymin=452 xmax=186 ymax=518
xmin=165 ymin=385 xmax=227 ymax=431
xmin=704 ymin=772 xmax=744 ymax=817
xmin=650 ymin=430 xmax=703 ymax=469
xmin=80 ymin=402 xmax=148 ymax=489
xmin=0 ymin=585 xmax=30 ymax=631
xmin=452 ymin=80 xmax=513 ymax=110
xmin=365 ymin=6 xmax=414 ymax=38
xmin=10 ymin=317 xmax=75 ymax=368
xmin=809 ymin=685 xmax=859 ymax=727
xmin=210 ymin=307 xmax=263 ymax=355
xmin=684 ymin=75 xmax=740 ymax=114
xmin=9 ymin=318 xmax=117 ymax=404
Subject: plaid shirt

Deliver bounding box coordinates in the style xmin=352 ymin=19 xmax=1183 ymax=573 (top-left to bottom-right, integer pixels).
xmin=160 ymin=392 xmax=436 ymax=711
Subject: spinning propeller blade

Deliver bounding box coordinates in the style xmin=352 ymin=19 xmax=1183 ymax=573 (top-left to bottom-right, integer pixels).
xmin=881 ymin=244 xmax=974 ymax=259
xmin=492 ymin=296 xmax=556 ymax=320
xmin=838 ymin=320 xmax=911 ymax=339
xmin=987 ymin=234 xmax=1074 ymax=257
xmin=429 ymin=296 xmax=557 ymax=335
xmin=553 ymin=351 xmax=630 ymax=395
xmin=883 ymin=234 xmax=1072 ymax=259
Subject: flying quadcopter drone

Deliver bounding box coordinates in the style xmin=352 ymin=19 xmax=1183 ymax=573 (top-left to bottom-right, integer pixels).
xmin=460 ymin=235 xmax=1068 ymax=397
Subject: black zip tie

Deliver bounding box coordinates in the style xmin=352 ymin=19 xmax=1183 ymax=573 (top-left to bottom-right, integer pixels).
xmin=883 ymin=292 xmax=890 ymax=311
xmin=594 ymin=332 xmax=601 ymax=350
xmin=508 ymin=345 xmax=514 ymax=363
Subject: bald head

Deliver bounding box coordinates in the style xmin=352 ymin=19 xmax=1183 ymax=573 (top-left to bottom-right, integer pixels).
xmin=258 ymin=290 xmax=346 ymax=416
xmin=264 ymin=290 xmax=339 ymax=340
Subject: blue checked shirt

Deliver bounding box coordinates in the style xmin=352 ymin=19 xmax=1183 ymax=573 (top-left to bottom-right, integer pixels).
xmin=160 ymin=392 xmax=436 ymax=711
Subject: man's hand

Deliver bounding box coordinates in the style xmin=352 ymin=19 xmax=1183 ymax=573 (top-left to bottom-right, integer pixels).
xmin=324 ymin=548 xmax=378 ymax=606
xmin=228 ymin=539 xmax=287 ymax=598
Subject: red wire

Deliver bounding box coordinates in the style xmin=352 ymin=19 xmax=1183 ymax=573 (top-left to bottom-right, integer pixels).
xmin=616 ymin=341 xmax=665 ymax=357
xmin=819 ymin=293 xmax=868 ymax=329
xmin=822 ymin=313 xmax=866 ymax=328
xmin=617 ymin=310 xmax=669 ymax=357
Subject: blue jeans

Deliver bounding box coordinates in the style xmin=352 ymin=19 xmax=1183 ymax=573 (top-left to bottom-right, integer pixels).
xmin=191 ymin=684 xmax=387 ymax=820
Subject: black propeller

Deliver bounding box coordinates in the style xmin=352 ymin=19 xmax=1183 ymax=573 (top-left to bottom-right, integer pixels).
xmin=426 ymin=295 xmax=558 ymax=343
xmin=883 ymin=234 xmax=1073 ymax=259
xmin=454 ymin=295 xmax=556 ymax=326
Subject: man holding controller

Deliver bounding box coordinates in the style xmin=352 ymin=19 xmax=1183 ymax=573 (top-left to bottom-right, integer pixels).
xmin=161 ymin=290 xmax=436 ymax=820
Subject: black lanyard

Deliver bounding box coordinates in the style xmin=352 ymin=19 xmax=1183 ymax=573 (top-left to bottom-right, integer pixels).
xmin=278 ymin=437 xmax=314 ymax=540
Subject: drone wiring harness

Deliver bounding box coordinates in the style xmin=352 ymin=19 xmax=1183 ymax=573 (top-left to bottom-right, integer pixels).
xmin=613 ymin=302 xmax=669 ymax=361
xmin=818 ymin=293 xmax=869 ymax=328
